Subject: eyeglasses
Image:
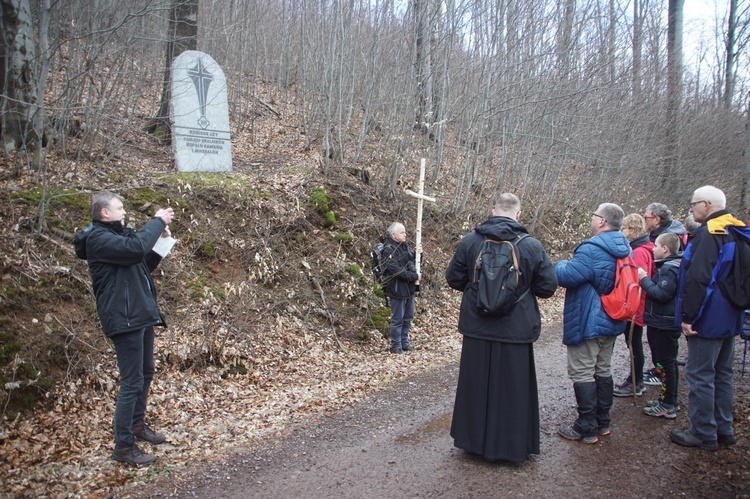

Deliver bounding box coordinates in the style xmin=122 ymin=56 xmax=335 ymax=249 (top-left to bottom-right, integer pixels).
xmin=592 ymin=213 xmax=606 ymax=221
xmin=689 ymin=200 xmax=709 ymax=208
xmin=644 ymin=215 xmax=657 ymax=220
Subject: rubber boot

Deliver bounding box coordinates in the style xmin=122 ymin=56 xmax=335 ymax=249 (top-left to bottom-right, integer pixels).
xmin=595 ymin=375 xmax=613 ymax=436
xmin=573 ymin=381 xmax=598 ymax=439
xmin=559 ymin=381 xmax=599 ymax=444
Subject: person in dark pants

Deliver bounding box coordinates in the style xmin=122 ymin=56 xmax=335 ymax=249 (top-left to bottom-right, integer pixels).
xmin=671 ymin=186 xmax=745 ymax=451
xmin=613 ymin=214 xmax=653 ymax=398
xmin=638 ymin=232 xmax=683 ymax=418
xmin=445 ymin=193 xmax=557 ymax=462
xmin=381 ymin=222 xmax=421 ymax=353
xmin=74 ymin=190 xmax=175 ymax=466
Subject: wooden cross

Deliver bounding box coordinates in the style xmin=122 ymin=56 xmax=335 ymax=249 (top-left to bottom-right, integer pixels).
xmin=405 ymin=158 xmax=436 ymax=276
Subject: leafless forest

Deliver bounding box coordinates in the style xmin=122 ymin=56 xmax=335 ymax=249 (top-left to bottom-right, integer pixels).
xmin=2 ymin=0 xmax=750 ymax=217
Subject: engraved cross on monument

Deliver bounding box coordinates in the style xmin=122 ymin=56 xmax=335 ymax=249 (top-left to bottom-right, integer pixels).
xmin=171 ymin=51 xmax=232 ymax=172
xmin=188 ymin=58 xmax=213 ymax=129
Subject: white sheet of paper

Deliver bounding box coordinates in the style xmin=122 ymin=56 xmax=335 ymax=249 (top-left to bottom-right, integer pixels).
xmin=152 ymin=236 xmax=177 ymax=257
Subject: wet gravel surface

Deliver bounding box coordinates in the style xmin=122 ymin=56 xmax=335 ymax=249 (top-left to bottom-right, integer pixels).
xmin=124 ymin=328 xmax=749 ymax=498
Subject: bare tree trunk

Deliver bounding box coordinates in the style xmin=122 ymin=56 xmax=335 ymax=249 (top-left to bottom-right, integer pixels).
xmin=413 ymin=0 xmax=433 ymax=136
xmin=146 ymin=0 xmax=199 ymax=140
xmin=0 ymin=0 xmax=40 ymax=159
xmin=742 ymin=95 xmax=750 ymax=217
xmin=31 ymin=0 xmax=51 ymax=174
xmin=632 ymin=0 xmax=642 ymax=98
xmin=557 ymin=0 xmax=575 ymax=80
xmin=724 ymin=0 xmax=738 ymax=109
xmin=662 ymin=0 xmax=684 ymax=188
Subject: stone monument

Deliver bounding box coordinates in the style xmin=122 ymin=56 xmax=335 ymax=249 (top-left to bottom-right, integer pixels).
xmin=170 ymin=51 xmax=232 ymax=172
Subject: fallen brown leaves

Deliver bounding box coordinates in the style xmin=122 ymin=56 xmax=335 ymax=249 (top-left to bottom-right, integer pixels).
xmin=0 ymin=268 xmax=562 ymax=497
xmin=5 ymin=287 xmax=558 ymax=497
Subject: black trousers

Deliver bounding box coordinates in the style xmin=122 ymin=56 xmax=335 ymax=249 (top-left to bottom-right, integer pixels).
xmin=648 ymin=327 xmax=681 ymax=406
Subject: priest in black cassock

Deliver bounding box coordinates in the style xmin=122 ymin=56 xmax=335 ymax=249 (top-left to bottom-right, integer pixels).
xmin=445 ymin=193 xmax=557 ymax=463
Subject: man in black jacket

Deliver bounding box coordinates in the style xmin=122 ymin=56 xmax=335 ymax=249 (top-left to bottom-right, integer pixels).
xmin=74 ymin=191 xmax=175 ymax=466
xmin=382 ymin=222 xmax=421 ymax=353
xmin=445 ymin=193 xmax=557 ymax=462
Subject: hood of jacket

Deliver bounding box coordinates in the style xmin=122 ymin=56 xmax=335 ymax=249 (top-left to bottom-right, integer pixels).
xmin=74 ymin=221 xmax=125 ymax=259
xmin=706 ymin=211 xmax=747 ymax=234
xmin=655 ymin=252 xmax=682 ymax=268
xmin=582 ymin=229 xmax=631 ymax=260
xmin=474 ymin=216 xmax=528 ymax=241
xmin=666 ymin=219 xmax=686 ymax=235
xmin=630 ymin=233 xmax=651 ymax=250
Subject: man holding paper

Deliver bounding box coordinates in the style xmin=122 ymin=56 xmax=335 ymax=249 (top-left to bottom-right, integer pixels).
xmin=74 ymin=190 xmax=175 ymax=466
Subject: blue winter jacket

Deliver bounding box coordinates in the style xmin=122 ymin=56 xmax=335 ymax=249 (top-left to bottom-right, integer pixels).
xmin=555 ymin=230 xmax=631 ymax=346
xmin=675 ymin=210 xmax=747 ymax=338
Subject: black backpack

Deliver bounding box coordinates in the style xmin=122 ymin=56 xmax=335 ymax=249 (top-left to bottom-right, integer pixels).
xmin=372 ymin=242 xmax=391 ymax=285
xmin=473 ymin=234 xmax=530 ymax=316
xmin=717 ymin=225 xmax=750 ymax=309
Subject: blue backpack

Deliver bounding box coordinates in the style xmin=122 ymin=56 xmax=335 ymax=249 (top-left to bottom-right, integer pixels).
xmin=716 ymin=225 xmax=750 ymax=310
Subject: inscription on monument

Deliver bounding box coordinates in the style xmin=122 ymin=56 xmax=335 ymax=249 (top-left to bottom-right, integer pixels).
xmin=170 ymin=51 xmax=232 ymax=172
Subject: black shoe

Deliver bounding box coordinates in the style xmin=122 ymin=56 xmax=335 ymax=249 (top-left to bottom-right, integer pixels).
xmin=133 ymin=422 xmax=166 ymax=445
xmin=718 ymin=433 xmax=737 ymax=446
xmin=391 ymin=347 xmax=404 ymax=354
xmin=402 ymin=345 xmax=413 ymax=352
xmin=112 ymin=443 xmax=156 ymax=466
xmin=669 ymin=429 xmax=718 ymax=451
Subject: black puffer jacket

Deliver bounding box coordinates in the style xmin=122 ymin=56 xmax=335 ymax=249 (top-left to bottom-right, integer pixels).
xmin=381 ymin=237 xmax=419 ymax=299
xmin=640 ymin=254 xmax=682 ymax=330
xmin=74 ymin=218 xmax=167 ymax=337
xmin=445 ymin=216 xmax=557 ymax=343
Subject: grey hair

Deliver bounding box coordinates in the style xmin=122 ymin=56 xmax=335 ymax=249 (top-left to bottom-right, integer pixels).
xmin=683 ymin=213 xmax=700 ymax=232
xmin=645 ymin=203 xmax=672 ymax=223
xmin=387 ymin=222 xmax=404 ymax=236
xmin=598 ymin=203 xmax=625 ymax=230
xmin=693 ymin=185 xmax=726 ymax=209
xmin=90 ymin=190 xmax=122 ymax=221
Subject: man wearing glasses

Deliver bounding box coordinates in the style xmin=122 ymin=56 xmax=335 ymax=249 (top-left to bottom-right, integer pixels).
xmin=670 ymin=186 xmax=746 ymax=451
xmin=644 ymin=202 xmax=686 ymax=248
xmin=555 ymin=203 xmax=631 ymax=444
xmin=641 ymin=203 xmax=687 ymax=386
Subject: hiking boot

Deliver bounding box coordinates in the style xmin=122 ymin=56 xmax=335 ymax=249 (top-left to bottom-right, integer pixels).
xmin=558 ymin=424 xmax=598 ymax=444
xmin=718 ymin=434 xmax=737 ymax=446
xmin=646 ymin=399 xmax=680 ymax=411
xmin=112 ymin=443 xmax=156 ymax=466
xmin=402 ymin=345 xmax=413 ymax=352
xmin=390 ymin=347 xmax=404 ymax=354
xmin=613 ymin=381 xmax=645 ymax=397
xmin=598 ymin=426 xmax=611 ymax=437
xmin=643 ymin=368 xmax=661 ymax=386
xmin=133 ymin=422 xmax=166 ymax=445
xmin=643 ymin=402 xmax=677 ymax=419
xmin=669 ymin=429 xmax=718 ymax=451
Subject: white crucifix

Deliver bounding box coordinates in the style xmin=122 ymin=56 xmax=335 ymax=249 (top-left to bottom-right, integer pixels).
xmin=405 ymin=158 xmax=437 ymax=278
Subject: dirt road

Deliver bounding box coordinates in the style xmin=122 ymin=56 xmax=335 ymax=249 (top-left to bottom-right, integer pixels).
xmin=124 ymin=328 xmax=748 ymax=498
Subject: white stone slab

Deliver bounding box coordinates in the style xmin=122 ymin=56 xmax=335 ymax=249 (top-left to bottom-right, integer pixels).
xmin=171 ymin=51 xmax=232 ymax=172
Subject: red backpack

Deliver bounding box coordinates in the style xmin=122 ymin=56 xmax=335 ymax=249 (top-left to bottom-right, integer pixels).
xmin=601 ymin=255 xmax=641 ymax=321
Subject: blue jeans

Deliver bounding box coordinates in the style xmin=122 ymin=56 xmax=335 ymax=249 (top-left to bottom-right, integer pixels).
xmin=389 ymin=296 xmax=414 ymax=350
xmin=684 ymin=335 xmax=735 ymax=441
xmin=111 ymin=327 xmax=155 ymax=446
